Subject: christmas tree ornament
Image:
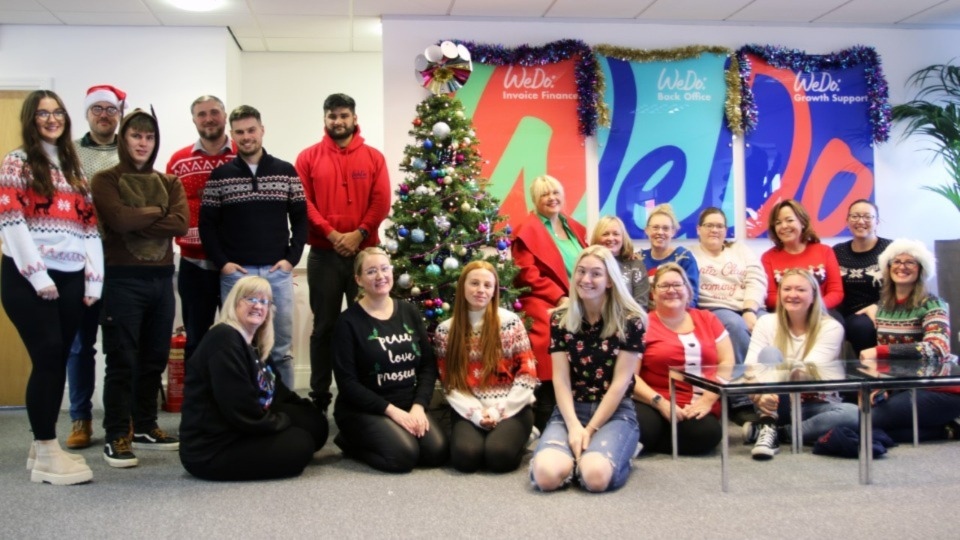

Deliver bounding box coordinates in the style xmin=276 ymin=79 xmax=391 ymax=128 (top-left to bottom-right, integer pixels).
xmin=441 ymin=302 xmax=450 ymax=311
xmin=425 ymin=264 xmax=441 ymax=276
xmin=442 ymin=257 xmax=460 ymax=271
xmin=463 ymin=137 xmax=472 ymax=145
xmin=425 ymin=308 xmax=435 ymax=319
xmin=399 ymin=184 xmax=410 ymax=194
xmin=410 ymin=228 xmax=426 ymax=243
xmin=413 ymin=117 xmax=422 ymax=127
xmin=415 ymin=41 xmax=473 ymax=96
xmin=443 ymin=176 xmax=453 ymax=185
xmin=400 ymin=194 xmax=409 ymax=201
xmin=433 ymin=215 xmax=451 ymax=231
xmin=397 ymin=226 xmax=409 ymax=237
xmin=424 ymin=299 xmax=434 ymax=308
xmin=397 ymin=273 xmax=412 ymax=288
xmin=384 ymin=239 xmax=399 ymax=254
xmin=458 ymin=246 xmax=468 ymax=256
xmin=423 ymin=139 xmax=434 ymax=150
xmin=434 ymin=308 xmax=444 ymax=316
xmin=414 ymin=185 xmax=430 ymax=195
xmin=504 ymin=225 xmax=513 ymax=235
xmin=455 ymin=110 xmax=464 ymax=118
xmin=477 ymin=222 xmax=489 ymax=233
xmin=461 ymin=202 xmax=471 ymax=211
xmin=412 ymin=158 xmax=426 ymax=170
xmin=514 ymin=300 xmax=523 ymax=310
xmin=497 ymin=239 xmax=508 ymax=251
xmin=410 ymin=286 xmax=421 ymax=296
xmin=432 ymin=121 xmax=451 ymax=140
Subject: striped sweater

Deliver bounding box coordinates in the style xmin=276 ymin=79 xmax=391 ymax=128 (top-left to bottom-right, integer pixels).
xmin=876 ymin=294 xmax=954 ymax=380
xmin=0 ymin=149 xmax=103 ymax=297
xmin=435 ymin=308 xmax=538 ymax=427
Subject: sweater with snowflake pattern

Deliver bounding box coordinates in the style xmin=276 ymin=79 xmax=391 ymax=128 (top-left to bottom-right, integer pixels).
xmin=435 ymin=308 xmax=538 ymax=427
xmin=875 ymin=295 xmax=956 ymax=390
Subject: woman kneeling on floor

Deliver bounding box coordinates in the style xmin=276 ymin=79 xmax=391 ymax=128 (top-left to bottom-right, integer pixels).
xmin=179 ymin=276 xmax=328 ymax=481
xmin=530 ymin=246 xmax=645 ymax=492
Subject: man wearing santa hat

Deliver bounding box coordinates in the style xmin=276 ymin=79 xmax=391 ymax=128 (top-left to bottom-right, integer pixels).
xmin=65 ymin=84 xmax=126 ymax=450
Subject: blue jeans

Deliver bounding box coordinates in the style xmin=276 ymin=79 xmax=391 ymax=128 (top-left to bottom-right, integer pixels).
xmin=220 ymin=265 xmax=295 ymax=386
xmin=756 ymin=346 xmax=859 ymax=444
xmin=708 ymin=307 xmax=757 ymax=408
xmin=101 ymin=275 xmax=176 ymax=439
xmin=872 ymin=390 xmax=960 ymax=442
xmin=178 ymin=258 xmax=220 ymax=360
xmin=532 ymin=398 xmax=639 ymax=492
xmin=66 ymin=301 xmax=101 ymax=421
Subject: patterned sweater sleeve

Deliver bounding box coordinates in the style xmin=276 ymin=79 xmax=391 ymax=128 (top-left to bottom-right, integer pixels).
xmin=0 ymin=153 xmax=54 ymax=291
xmin=877 ymin=296 xmax=952 ymax=376
xmin=493 ymin=314 xmax=539 ymax=422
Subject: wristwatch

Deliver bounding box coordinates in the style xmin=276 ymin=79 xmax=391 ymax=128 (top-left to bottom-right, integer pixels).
xmin=358 ymin=227 xmax=369 ymax=240
xmin=651 ymin=394 xmax=663 ymax=406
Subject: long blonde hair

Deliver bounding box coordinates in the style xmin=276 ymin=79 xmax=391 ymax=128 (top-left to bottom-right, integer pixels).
xmin=591 ymin=215 xmax=636 ymax=259
xmin=220 ymin=276 xmax=275 ymax=362
xmin=555 ymin=245 xmax=647 ymax=339
xmin=773 ymin=269 xmax=825 ymax=360
xmin=444 ymin=261 xmax=502 ymax=393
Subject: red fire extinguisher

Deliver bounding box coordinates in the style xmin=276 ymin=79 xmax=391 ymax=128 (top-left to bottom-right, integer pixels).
xmin=163 ymin=327 xmax=187 ymax=413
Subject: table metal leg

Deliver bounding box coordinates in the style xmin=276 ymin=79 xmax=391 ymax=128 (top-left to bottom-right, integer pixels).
xmin=911 ymin=388 xmax=919 ymax=447
xmin=721 ymin=392 xmax=729 ymax=493
xmin=859 ymin=387 xmax=869 ymax=484
xmin=790 ymin=393 xmax=802 ymax=453
xmin=670 ymin=377 xmax=678 ymax=461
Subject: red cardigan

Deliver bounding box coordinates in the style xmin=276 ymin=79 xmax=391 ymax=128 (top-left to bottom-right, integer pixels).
xmin=511 ymin=212 xmax=587 ymax=381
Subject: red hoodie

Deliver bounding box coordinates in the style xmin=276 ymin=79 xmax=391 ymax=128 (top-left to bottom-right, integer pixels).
xmin=295 ymin=126 xmax=390 ymax=250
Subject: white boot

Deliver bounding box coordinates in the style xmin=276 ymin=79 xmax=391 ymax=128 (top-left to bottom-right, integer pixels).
xmin=30 ymin=440 xmax=93 ymax=485
xmin=26 ymin=441 xmax=87 ymax=470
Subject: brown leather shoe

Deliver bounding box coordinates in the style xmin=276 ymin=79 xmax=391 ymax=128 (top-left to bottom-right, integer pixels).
xmin=66 ymin=419 xmax=93 ymax=449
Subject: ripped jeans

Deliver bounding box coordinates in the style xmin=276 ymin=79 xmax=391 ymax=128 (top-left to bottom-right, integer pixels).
xmin=531 ymin=397 xmax=639 ymax=491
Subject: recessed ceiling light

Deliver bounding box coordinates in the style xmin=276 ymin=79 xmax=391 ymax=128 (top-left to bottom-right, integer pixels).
xmin=168 ymin=0 xmax=226 ymax=12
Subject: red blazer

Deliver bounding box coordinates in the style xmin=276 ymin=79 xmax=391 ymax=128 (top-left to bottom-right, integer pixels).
xmin=511 ymin=212 xmax=587 ymax=381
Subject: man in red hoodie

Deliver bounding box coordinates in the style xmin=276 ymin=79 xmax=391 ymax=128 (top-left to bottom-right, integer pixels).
xmin=295 ymin=93 xmax=390 ymax=411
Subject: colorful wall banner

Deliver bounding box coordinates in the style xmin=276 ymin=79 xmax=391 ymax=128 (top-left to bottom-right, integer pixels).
xmin=741 ymin=49 xmax=880 ymax=238
xmin=457 ymin=58 xmax=587 ymax=223
xmin=597 ymin=52 xmax=734 ymax=239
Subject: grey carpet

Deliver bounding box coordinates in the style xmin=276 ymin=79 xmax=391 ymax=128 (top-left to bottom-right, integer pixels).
xmin=1 ymin=408 xmax=957 ymax=539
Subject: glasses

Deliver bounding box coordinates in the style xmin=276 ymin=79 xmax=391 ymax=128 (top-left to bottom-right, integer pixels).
xmin=242 ymin=297 xmax=270 ymax=307
xmin=35 ymin=109 xmax=66 ymax=120
xmin=363 ymin=265 xmax=394 ymax=278
xmin=848 ymin=214 xmax=876 ymax=222
xmin=699 ymin=223 xmax=726 ymax=230
xmin=90 ymin=105 xmax=120 ymax=117
xmin=648 ymin=225 xmax=672 ymax=233
xmin=655 ymin=282 xmax=685 ymax=291
xmin=890 ymin=259 xmax=918 ymax=268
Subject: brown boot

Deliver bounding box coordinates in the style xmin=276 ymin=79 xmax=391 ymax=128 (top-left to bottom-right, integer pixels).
xmin=66 ymin=419 xmax=93 ymax=449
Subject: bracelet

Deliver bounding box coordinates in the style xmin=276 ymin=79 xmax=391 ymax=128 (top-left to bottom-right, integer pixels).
xmin=585 ymin=424 xmax=599 ymax=433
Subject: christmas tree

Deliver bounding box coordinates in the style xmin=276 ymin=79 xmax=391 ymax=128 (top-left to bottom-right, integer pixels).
xmin=383 ymin=93 xmax=526 ymax=329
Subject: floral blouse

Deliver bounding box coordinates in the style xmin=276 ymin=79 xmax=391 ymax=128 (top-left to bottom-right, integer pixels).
xmin=549 ymin=312 xmax=645 ymax=402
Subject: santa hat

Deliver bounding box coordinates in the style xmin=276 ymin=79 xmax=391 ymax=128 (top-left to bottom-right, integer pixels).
xmin=84 ymin=85 xmax=126 ymax=112
xmin=878 ymin=238 xmax=936 ymax=282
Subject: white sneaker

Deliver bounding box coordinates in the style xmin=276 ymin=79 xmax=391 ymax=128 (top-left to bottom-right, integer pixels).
xmin=751 ymin=424 xmax=780 ymax=460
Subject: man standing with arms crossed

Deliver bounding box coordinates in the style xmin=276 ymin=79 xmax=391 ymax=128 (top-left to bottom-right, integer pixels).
xmin=199 ymin=105 xmax=307 ymax=386
xmin=296 ymin=93 xmax=390 ymax=411
xmin=65 ymin=84 xmax=126 ymax=450
xmin=166 ymin=96 xmax=237 ymax=360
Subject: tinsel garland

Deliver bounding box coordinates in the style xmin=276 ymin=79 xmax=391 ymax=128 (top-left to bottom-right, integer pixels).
xmin=446 ymin=39 xmax=601 ymax=137
xmin=735 ymin=44 xmax=892 ymax=144
xmin=593 ymin=44 xmax=742 ymax=135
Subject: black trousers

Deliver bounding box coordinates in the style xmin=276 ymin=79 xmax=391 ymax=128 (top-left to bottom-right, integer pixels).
xmin=182 ymin=402 xmax=329 ymax=481
xmin=334 ymin=407 xmax=448 ymax=473
xmin=1 ymin=257 xmax=84 ymax=440
xmin=307 ymin=249 xmax=357 ymax=409
xmin=634 ymin=400 xmax=722 ymax=456
xmin=450 ymin=407 xmax=533 ymax=473
xmin=533 ymin=382 xmax=557 ymax=434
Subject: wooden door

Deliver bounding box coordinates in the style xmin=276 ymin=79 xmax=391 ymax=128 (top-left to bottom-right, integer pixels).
xmin=0 ymin=90 xmax=32 ymax=406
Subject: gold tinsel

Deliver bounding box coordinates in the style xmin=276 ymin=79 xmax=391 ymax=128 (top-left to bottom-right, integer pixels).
xmin=592 ymin=44 xmax=742 ymax=135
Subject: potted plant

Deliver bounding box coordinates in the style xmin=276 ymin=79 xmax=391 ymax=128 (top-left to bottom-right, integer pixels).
xmin=892 ymin=62 xmax=960 ymax=352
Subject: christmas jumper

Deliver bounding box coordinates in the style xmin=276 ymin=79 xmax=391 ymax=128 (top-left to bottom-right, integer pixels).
xmin=435 ymin=308 xmax=538 ymax=427
xmin=641 ymin=309 xmax=728 ymax=416
xmin=198 ymin=150 xmax=307 ymax=269
xmin=744 ymin=313 xmax=845 ymax=403
xmin=165 ymin=138 xmax=236 ymax=260
xmin=832 ymin=238 xmax=892 ymax=316
xmin=642 ymin=245 xmax=700 ymax=307
xmin=691 ymin=242 xmax=767 ymax=312
xmin=294 ymin=126 xmax=390 ymax=250
xmin=617 ymin=255 xmax=651 ymax=309
xmin=760 ymin=243 xmax=844 ymax=311
xmin=333 ymin=299 xmax=437 ymax=415
xmin=74 ymin=133 xmax=119 ymax=179
xmin=0 ymin=147 xmax=103 ymax=297
xmin=549 ymin=311 xmax=645 ymax=402
xmin=875 ymin=295 xmax=957 ymax=392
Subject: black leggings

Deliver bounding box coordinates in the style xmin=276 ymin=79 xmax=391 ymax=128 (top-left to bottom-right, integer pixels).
xmin=450 ymin=407 xmax=533 ymax=473
xmin=634 ymin=400 xmax=722 ymax=456
xmin=334 ymin=407 xmax=448 ymax=473
xmin=1 ymin=257 xmax=84 ymax=440
xmin=182 ymin=402 xmax=328 ymax=481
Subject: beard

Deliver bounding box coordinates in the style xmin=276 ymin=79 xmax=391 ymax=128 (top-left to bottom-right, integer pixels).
xmin=326 ymin=125 xmax=355 ymax=142
xmin=199 ymin=125 xmax=225 ymax=142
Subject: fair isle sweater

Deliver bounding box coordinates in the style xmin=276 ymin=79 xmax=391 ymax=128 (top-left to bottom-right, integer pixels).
xmin=875 ymin=295 xmax=956 ymax=390
xmin=833 ymin=238 xmax=892 ymax=316
xmin=435 ymin=308 xmax=538 ymax=427
xmin=198 ymin=151 xmax=307 ymax=269
xmin=641 ymin=245 xmax=700 ymax=307
xmin=0 ymin=148 xmax=103 ymax=297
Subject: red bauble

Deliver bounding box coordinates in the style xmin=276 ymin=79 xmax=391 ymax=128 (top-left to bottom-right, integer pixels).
xmin=413 ymin=118 xmax=422 ymax=127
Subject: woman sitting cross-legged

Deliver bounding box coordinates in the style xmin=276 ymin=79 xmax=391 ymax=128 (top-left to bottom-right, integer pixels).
xmin=530 ymin=245 xmax=645 ymax=493
xmin=179 ymin=276 xmax=329 ymax=481
xmin=434 ymin=261 xmax=539 ymax=473
xmin=633 ymin=263 xmax=734 ymax=456
xmin=860 ymin=239 xmax=960 ymax=442
xmin=742 ymin=269 xmax=859 ymax=460
xmin=332 ymin=247 xmax=448 ymax=472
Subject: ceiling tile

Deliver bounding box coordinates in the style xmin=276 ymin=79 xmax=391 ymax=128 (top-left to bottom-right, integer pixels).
xmin=728 ymin=0 xmax=850 ymax=23
xmin=248 ymin=0 xmax=347 ymax=16
xmin=353 ymin=0 xmax=450 ymax=17
xmin=638 ymin=0 xmax=754 ymax=21
xmin=235 ymin=36 xmax=266 ymax=51
xmin=141 ymin=0 xmax=249 ymax=15
xmin=901 ymin=0 xmax=960 ymax=25
xmin=36 ymin=0 xmax=147 ymax=11
xmin=352 ymin=16 xmax=382 ymax=51
xmin=816 ymin=0 xmax=949 ymax=24
xmin=547 ymin=0 xmax=652 ymax=19
xmin=154 ymin=11 xmax=257 ymax=27
xmin=1 ymin=0 xmax=46 ymax=9
xmin=256 ymin=15 xmax=350 ymax=38
xmin=0 ymin=10 xmax=60 ymax=23
xmin=56 ymin=11 xmax=160 ymax=24
xmin=451 ymin=0 xmax=554 ymax=18
xmin=265 ymin=36 xmax=350 ymax=52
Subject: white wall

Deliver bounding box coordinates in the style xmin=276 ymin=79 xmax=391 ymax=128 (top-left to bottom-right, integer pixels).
xmin=382 ymin=18 xmax=960 ymax=257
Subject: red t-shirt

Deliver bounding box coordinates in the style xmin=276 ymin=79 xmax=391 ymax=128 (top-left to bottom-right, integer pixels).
xmin=641 ymin=309 xmax=727 ymax=416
